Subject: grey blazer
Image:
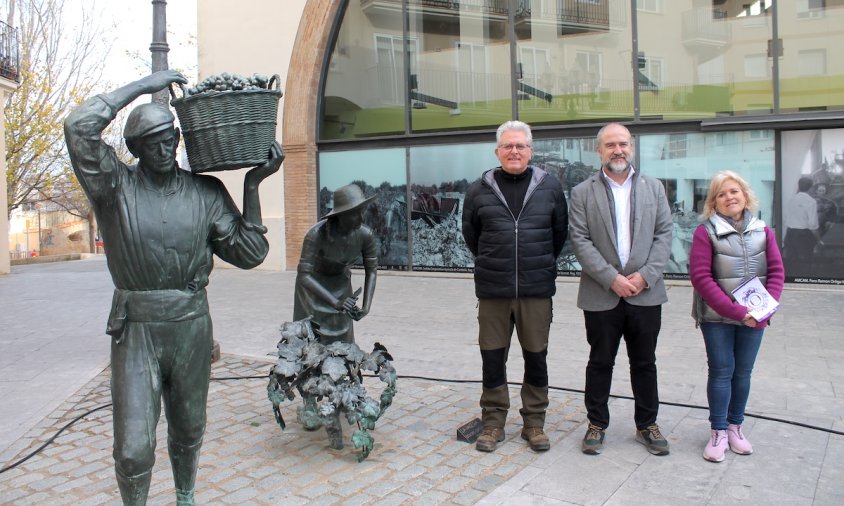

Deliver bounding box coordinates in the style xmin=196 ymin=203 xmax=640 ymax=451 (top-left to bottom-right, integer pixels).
xmin=568 ymin=169 xmax=673 ymax=311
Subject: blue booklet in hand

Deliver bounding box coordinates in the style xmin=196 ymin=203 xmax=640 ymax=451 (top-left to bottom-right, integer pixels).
xmin=731 ymin=276 xmax=780 ymax=322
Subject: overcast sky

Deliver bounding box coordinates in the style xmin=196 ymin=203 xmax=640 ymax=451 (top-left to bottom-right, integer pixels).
xmin=85 ymin=0 xmax=198 ymax=86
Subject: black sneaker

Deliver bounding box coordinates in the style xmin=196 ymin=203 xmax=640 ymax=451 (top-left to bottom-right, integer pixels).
xmin=581 ymin=423 xmax=605 ymax=455
xmin=636 ymin=424 xmax=670 ymax=456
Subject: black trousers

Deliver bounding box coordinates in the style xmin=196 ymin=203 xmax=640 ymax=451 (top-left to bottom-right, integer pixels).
xmin=784 ymin=228 xmax=817 ymax=277
xmin=583 ymin=300 xmax=661 ymax=430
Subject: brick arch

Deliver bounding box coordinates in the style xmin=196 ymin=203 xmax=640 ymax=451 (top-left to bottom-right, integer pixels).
xmin=281 ymin=0 xmax=342 ymax=269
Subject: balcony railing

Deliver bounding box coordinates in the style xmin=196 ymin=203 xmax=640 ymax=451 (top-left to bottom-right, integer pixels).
xmin=361 ymin=0 xmax=509 ymax=16
xmin=515 ymin=0 xmax=626 ymax=31
xmin=0 ymin=20 xmax=20 ymax=83
xmin=681 ymin=8 xmax=730 ymax=47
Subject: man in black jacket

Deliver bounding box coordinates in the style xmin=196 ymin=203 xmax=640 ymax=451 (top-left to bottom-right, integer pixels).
xmin=462 ymin=120 xmax=568 ymax=452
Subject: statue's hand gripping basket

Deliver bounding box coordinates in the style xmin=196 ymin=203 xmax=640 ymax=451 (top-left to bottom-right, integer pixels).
xmin=170 ymin=74 xmax=282 ymax=173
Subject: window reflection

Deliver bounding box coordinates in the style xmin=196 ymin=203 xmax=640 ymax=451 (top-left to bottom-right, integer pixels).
xmin=320 ymin=5 xmax=407 ymax=139
xmin=779 ymin=0 xmax=844 ymax=112
xmin=407 ymin=0 xmax=512 ymax=133
xmin=517 ymin=0 xmax=634 ymax=125
xmin=636 ymin=0 xmax=774 ymax=119
xmin=321 ymin=0 xmax=844 ymax=138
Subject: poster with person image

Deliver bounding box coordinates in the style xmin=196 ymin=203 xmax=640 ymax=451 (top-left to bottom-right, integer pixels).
xmin=781 ymin=129 xmax=844 ymax=283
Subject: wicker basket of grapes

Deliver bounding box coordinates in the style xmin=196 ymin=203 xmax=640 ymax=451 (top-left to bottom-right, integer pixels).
xmin=170 ymin=73 xmax=282 ymax=173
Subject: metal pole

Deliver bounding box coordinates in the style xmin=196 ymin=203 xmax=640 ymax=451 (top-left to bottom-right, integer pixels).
xmin=150 ymin=0 xmax=169 ymax=104
xmin=37 ymin=207 xmax=41 ymax=255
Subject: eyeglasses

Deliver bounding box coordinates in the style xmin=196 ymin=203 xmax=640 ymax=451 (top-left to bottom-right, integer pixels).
xmin=498 ymin=143 xmax=532 ymax=152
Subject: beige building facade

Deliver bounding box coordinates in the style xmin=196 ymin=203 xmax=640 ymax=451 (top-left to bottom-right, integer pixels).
xmin=196 ymin=1 xmax=844 ymax=283
xmin=197 ymin=0 xmax=328 ymax=271
xmin=1 ymin=76 xmax=19 ymax=274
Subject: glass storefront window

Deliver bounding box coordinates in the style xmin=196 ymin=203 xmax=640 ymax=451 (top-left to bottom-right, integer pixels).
xmin=320 ymin=3 xmax=407 ymax=139
xmin=639 ymin=130 xmax=775 ymax=275
xmin=778 ymin=0 xmax=844 ymax=113
xmin=636 ymin=0 xmax=774 ymax=119
xmin=317 ymin=130 xmax=778 ymax=277
xmin=319 ymin=149 xmax=409 ymax=269
xmin=517 ymin=0 xmax=634 ymax=125
xmin=319 ymin=1 xmax=844 ymax=140
xmin=407 ymin=0 xmax=512 ymax=133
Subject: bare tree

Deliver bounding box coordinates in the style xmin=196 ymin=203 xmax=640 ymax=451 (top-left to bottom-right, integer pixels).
xmin=4 ymin=0 xmax=108 ymax=213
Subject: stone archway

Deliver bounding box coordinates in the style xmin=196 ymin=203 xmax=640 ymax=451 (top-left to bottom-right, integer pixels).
xmin=281 ymin=0 xmax=342 ymax=269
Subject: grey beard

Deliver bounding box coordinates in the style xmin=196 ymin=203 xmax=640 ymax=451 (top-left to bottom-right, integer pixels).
xmin=606 ymin=158 xmax=630 ymax=173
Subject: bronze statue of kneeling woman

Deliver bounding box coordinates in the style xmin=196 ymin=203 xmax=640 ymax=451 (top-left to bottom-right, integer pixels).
xmin=292 ymin=183 xmax=378 ymax=448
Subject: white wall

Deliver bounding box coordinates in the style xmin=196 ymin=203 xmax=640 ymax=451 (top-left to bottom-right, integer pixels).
xmin=1 ymin=80 xmax=20 ymax=274
xmin=196 ymin=0 xmax=308 ymax=270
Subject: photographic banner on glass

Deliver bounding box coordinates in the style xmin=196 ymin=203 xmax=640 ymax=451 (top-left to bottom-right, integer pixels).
xmin=409 ymin=144 xmax=497 ymax=272
xmin=781 ymin=129 xmax=844 ymax=284
xmin=319 ymin=149 xmax=409 ymax=271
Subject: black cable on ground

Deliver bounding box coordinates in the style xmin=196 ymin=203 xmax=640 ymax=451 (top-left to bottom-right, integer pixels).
xmin=0 ymin=403 xmax=112 ymax=475
xmin=3 ymin=371 xmax=842 ymax=475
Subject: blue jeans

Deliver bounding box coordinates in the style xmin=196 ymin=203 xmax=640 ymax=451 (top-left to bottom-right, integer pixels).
xmin=701 ymin=322 xmax=764 ymax=430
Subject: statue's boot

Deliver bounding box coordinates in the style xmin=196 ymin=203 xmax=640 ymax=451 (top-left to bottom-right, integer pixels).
xmin=115 ymin=467 xmax=151 ymax=506
xmin=169 ymin=439 xmax=202 ymax=506
xmin=325 ymin=412 xmax=344 ymax=449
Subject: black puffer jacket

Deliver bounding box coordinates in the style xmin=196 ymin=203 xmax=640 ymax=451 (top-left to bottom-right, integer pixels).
xmin=462 ymin=166 xmax=568 ymax=299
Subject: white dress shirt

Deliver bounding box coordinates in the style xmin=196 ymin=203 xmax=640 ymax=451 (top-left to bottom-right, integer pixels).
xmin=784 ymin=191 xmax=818 ymax=231
xmin=602 ymin=167 xmax=635 ymax=268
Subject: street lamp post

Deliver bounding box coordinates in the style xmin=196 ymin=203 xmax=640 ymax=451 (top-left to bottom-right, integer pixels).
xmin=150 ymin=0 xmax=169 ymax=104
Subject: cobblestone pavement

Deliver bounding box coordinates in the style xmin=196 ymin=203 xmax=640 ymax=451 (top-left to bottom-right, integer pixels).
xmin=0 ymin=355 xmax=587 ymax=505
xmin=4 ymin=260 xmax=844 ymax=504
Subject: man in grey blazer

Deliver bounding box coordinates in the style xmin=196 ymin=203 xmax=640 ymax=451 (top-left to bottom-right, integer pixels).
xmin=568 ymin=123 xmax=673 ymax=456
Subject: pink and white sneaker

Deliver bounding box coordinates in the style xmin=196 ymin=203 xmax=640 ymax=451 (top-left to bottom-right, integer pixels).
xmin=727 ymin=424 xmax=753 ymax=455
xmin=703 ymin=429 xmax=728 ymax=462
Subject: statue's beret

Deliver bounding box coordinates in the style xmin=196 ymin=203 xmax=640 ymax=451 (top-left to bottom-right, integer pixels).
xmin=123 ymin=103 xmax=175 ymax=140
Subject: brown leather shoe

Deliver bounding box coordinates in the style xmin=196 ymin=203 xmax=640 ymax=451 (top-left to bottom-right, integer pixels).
xmin=475 ymin=427 xmax=505 ymax=452
xmin=521 ymin=427 xmax=550 ymax=452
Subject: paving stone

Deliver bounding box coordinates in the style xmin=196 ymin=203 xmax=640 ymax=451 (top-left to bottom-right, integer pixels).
xmin=27 ymin=473 xmax=69 ymax=491
xmin=334 ymin=478 xmax=368 ymax=496
xmin=220 ymin=485 xmax=258 ymax=503
xmin=374 ymin=491 xmax=413 ymax=505
xmin=0 ymin=487 xmax=29 ymax=502
xmin=402 ymin=476 xmax=436 ymax=497
xmin=218 ymin=475 xmax=253 ymax=493
xmin=299 ymin=482 xmax=336 ymax=499
xmin=46 ymin=459 xmax=79 ymax=475
xmin=77 ymin=492 xmax=117 ymax=506
xmin=437 ymin=474 xmax=474 ymax=494
xmin=473 ymin=473 xmax=506 ymax=492
xmin=308 ymin=494 xmax=342 ymax=506
xmin=0 ymin=357 xmax=584 ymax=504
xmin=454 ymin=487 xmax=486 ymax=505
xmin=413 ymin=490 xmax=451 ymax=505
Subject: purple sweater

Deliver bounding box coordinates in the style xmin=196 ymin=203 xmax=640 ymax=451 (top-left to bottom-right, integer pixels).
xmin=689 ymin=224 xmax=785 ymax=328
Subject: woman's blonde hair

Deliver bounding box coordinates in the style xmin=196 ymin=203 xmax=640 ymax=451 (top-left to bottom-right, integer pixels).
xmin=701 ymin=170 xmax=759 ymax=219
